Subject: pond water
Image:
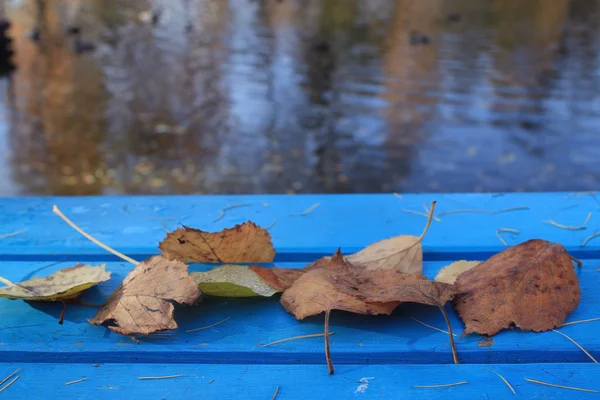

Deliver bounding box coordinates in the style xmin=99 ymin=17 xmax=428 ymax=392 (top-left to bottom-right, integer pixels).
xmin=0 ymin=0 xmax=599 ymax=195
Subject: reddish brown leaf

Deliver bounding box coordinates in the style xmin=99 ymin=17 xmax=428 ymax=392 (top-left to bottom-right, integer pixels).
xmin=89 ymin=255 xmax=202 ymax=336
xmin=280 ymin=250 xmax=398 ymax=320
xmin=159 ymin=222 xmax=275 ymax=263
xmin=453 ymin=239 xmax=581 ymax=337
xmin=280 ymin=248 xmax=459 ymax=372
xmin=333 ymin=269 xmax=457 ymax=307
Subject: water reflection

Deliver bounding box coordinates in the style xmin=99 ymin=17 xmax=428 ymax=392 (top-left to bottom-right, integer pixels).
xmin=0 ymin=0 xmax=599 ymax=195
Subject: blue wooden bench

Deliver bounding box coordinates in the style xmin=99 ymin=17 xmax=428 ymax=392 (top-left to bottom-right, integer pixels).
xmin=1 ymin=193 xmax=599 ymax=399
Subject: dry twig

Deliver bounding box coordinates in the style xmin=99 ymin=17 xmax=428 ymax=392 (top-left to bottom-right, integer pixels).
xmin=258 ymin=333 xmax=335 ymax=348
xmin=213 ymin=204 xmax=250 ymax=222
xmin=53 ymin=205 xmax=139 ymax=265
xmin=0 ymin=229 xmax=27 ymax=239
xmin=138 ymin=374 xmax=184 ymax=380
xmin=0 ymin=376 xmax=19 ymax=393
xmin=525 ymin=378 xmax=597 ymax=393
xmin=290 ymin=203 xmax=320 ymax=216
xmin=185 ymin=317 xmax=231 ymax=333
xmin=412 ymin=382 xmax=468 ymax=389
xmin=552 ymin=329 xmax=597 ymax=363
xmin=271 ymin=386 xmax=279 ymax=400
xmin=561 ymin=318 xmax=600 ymax=327
xmin=484 ymin=369 xmax=516 ymax=395
xmin=496 ymin=228 xmax=520 ymax=246
xmin=65 ymin=377 xmax=87 ymax=386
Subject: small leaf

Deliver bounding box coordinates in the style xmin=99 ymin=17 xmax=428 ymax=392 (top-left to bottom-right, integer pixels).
xmin=0 ymin=264 xmax=110 ymax=301
xmin=89 ymin=255 xmax=202 ymax=336
xmin=434 ymin=260 xmax=482 ymax=284
xmin=159 ymin=222 xmax=275 ymax=263
xmin=454 ymin=239 xmax=581 ymax=337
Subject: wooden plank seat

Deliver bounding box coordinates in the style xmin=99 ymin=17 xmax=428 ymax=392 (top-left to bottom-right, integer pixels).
xmin=1 ymin=193 xmax=599 ymax=398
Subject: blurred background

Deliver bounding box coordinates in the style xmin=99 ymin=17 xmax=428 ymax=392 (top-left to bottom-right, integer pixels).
xmin=0 ymin=0 xmax=599 ymax=196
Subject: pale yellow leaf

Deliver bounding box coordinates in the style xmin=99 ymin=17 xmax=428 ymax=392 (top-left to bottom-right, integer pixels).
xmin=0 ymin=264 xmax=111 ymax=301
xmin=434 ymin=260 xmax=482 ymax=284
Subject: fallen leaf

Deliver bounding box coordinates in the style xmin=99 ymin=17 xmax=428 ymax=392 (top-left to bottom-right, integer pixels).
xmin=280 ymin=250 xmax=398 ymax=320
xmin=434 ymin=260 xmax=482 ymax=284
xmin=281 ymin=247 xmax=459 ymax=373
xmin=304 ymin=201 xmax=437 ymax=275
xmin=453 ymin=239 xmax=581 ymax=337
xmin=0 ymin=264 xmax=110 ymax=301
xmin=333 ymin=269 xmax=457 ymax=307
xmin=159 ymin=222 xmax=275 ymax=263
xmin=191 ymin=265 xmax=303 ymax=297
xmin=89 ymin=255 xmax=202 ymax=336
xmin=280 ymin=250 xmax=398 ymax=375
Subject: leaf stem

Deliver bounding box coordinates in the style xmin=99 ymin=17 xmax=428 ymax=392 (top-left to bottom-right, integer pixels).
xmin=324 ymin=309 xmax=334 ymax=375
xmin=438 ymin=305 xmax=459 ymax=364
xmin=569 ymin=255 xmax=582 ymax=267
xmin=59 ymin=301 xmax=67 ymax=325
xmin=417 ymin=201 xmax=437 ymax=242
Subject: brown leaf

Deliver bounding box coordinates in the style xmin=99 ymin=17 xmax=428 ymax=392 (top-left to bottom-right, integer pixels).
xmin=280 ymin=250 xmax=398 ymax=320
xmin=248 ymin=266 xmax=304 ymax=292
xmin=89 ymin=255 xmax=202 ymax=336
xmin=453 ymin=239 xmax=581 ymax=337
xmin=281 ymin=247 xmax=459 ymax=372
xmin=159 ymin=222 xmax=275 ymax=263
xmin=333 ymin=269 xmax=457 ymax=307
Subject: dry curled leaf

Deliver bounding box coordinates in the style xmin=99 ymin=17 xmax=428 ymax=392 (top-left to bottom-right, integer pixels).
xmin=281 ymin=250 xmax=398 ymax=320
xmin=434 ymin=260 xmax=482 ymax=284
xmin=304 ymin=201 xmax=437 ymax=275
xmin=159 ymin=222 xmax=275 ymax=263
xmin=0 ymin=264 xmax=110 ymax=301
xmin=454 ymin=239 xmax=581 ymax=337
xmin=89 ymin=255 xmax=202 ymax=336
xmin=191 ymin=265 xmax=303 ymax=297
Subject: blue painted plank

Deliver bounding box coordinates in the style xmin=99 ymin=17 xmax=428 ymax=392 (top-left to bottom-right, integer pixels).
xmin=0 ymin=193 xmax=598 ymax=259
xmin=0 ymin=362 xmax=598 ymax=399
xmin=1 ymin=259 xmax=597 ymax=365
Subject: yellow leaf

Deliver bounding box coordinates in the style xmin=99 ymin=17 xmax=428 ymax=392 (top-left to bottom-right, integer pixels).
xmin=434 ymin=260 xmax=481 ymax=284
